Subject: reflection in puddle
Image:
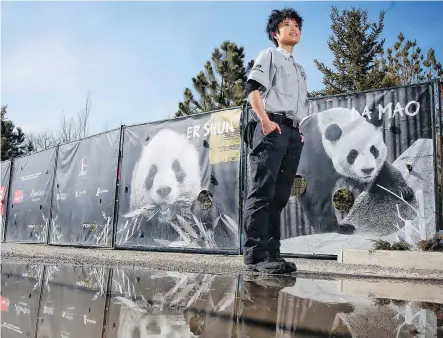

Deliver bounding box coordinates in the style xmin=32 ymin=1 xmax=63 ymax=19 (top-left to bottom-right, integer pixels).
xmin=107 ymin=268 xmax=237 ymax=338
xmin=1 ymin=263 xmax=442 ymax=337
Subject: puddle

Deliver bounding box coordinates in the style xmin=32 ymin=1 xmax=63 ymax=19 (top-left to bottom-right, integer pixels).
xmin=1 ymin=263 xmax=442 ymax=337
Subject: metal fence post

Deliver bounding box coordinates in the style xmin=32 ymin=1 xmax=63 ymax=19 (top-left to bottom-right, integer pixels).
xmin=45 ymin=145 xmax=59 ymax=245
xmin=438 ymin=80 xmax=443 ymax=231
xmin=2 ymin=159 xmax=14 ymax=242
xmin=111 ymin=124 xmax=125 ymax=249
xmin=238 ymin=101 xmax=249 ymax=254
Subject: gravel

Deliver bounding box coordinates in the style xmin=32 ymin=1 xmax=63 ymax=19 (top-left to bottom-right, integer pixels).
xmin=1 ymin=243 xmax=442 ymax=282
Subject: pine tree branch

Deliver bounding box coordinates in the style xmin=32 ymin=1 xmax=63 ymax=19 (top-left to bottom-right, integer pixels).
xmin=176 ymin=41 xmax=250 ymax=116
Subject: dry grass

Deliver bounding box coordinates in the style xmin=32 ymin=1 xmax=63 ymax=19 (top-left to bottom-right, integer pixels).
xmin=417 ymin=232 xmax=443 ymax=251
xmin=372 ymin=239 xmax=411 ymax=251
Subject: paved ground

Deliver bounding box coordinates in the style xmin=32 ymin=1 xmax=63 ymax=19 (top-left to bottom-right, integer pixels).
xmin=1 ymin=243 xmax=442 ymax=282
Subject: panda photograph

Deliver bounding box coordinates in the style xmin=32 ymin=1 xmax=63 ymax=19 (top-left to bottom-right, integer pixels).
xmin=280 ymin=106 xmax=436 ymax=255
xmin=114 ymin=123 xmax=240 ymax=252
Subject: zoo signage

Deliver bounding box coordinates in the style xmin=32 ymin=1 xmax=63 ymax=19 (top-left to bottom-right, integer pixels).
xmin=114 ymin=108 xmax=242 ymax=253
xmin=5 ymin=148 xmax=57 ymax=243
xmin=48 ymin=129 xmax=120 ymax=247
xmin=278 ymin=83 xmax=436 ymax=256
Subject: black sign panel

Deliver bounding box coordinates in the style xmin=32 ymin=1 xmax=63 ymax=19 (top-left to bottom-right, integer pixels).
xmin=1 ymin=160 xmax=12 ymax=240
xmin=115 ymin=109 xmax=242 ymax=253
xmin=5 ymin=148 xmax=57 ymax=243
xmin=36 ymin=264 xmax=109 ymax=338
xmin=49 ymin=130 xmax=120 ymax=247
xmin=105 ymin=267 xmax=237 ymax=338
xmin=265 ymin=83 xmax=436 ymax=255
xmin=0 ymin=263 xmax=44 ymax=337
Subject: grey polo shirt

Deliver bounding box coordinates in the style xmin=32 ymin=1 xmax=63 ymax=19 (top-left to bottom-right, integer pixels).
xmin=247 ymin=47 xmax=309 ymax=122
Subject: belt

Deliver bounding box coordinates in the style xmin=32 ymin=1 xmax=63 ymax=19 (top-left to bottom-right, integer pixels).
xmin=267 ymin=112 xmax=299 ymax=128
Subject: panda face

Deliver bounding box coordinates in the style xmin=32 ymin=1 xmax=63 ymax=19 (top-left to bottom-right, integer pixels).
xmin=144 ymin=158 xmax=186 ymax=218
xmin=324 ymin=119 xmax=387 ymax=183
xmin=130 ymin=129 xmax=202 ymax=223
xmin=137 ymin=314 xmax=187 ymax=337
xmin=118 ymin=307 xmax=193 ymax=338
xmin=344 ymin=143 xmax=382 ymax=181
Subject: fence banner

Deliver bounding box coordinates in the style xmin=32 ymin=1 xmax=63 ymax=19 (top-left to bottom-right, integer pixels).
xmin=49 ymin=130 xmax=120 ymax=247
xmin=36 ymin=264 xmax=109 ymax=338
xmin=0 ymin=263 xmax=44 ymax=337
xmin=278 ymin=82 xmax=437 ymax=255
xmin=115 ymin=108 xmax=242 ymax=253
xmin=1 ymin=160 xmax=12 ymax=240
xmin=5 ymin=147 xmax=57 ymax=243
xmin=105 ymin=267 xmax=238 ymax=337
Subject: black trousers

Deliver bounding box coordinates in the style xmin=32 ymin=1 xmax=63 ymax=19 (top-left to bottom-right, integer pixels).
xmin=243 ymin=119 xmax=304 ymax=265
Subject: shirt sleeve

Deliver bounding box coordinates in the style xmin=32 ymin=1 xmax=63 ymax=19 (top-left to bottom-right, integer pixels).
xmin=245 ymin=79 xmax=263 ymax=97
xmin=247 ymin=49 xmax=273 ymax=90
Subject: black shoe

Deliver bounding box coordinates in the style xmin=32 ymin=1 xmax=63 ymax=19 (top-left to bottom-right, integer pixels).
xmin=245 ymin=257 xmax=287 ymax=275
xmin=243 ymin=274 xmax=297 ymax=288
xmin=273 ymin=255 xmax=297 ymax=273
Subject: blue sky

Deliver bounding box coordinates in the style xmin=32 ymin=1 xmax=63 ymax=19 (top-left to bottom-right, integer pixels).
xmin=2 ymin=1 xmax=443 ymax=136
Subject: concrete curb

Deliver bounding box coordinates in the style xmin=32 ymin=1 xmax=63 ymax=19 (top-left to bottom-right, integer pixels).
xmin=338 ymin=278 xmax=443 ymax=304
xmin=1 ymin=243 xmax=443 ymax=282
xmin=338 ymin=249 xmax=443 ymax=271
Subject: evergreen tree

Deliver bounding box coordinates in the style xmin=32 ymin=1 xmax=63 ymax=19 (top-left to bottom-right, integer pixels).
xmin=176 ymin=41 xmax=254 ymax=117
xmin=312 ymin=6 xmax=396 ymax=97
xmin=374 ymin=32 xmax=443 ymax=85
xmin=1 ymin=105 xmax=34 ymax=161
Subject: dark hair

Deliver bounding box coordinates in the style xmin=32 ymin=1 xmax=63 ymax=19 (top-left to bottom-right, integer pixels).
xmin=266 ymin=8 xmax=304 ymax=47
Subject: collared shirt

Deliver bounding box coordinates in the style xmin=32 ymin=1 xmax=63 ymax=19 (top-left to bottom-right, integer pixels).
xmin=247 ymin=47 xmax=308 ymax=122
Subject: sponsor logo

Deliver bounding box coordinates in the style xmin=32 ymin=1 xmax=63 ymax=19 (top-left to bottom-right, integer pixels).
xmin=252 ymin=64 xmax=264 ymax=73
xmin=79 ymin=157 xmax=88 ymax=177
xmin=1 ymin=297 xmax=9 ymax=312
xmin=20 ymin=172 xmax=41 ymax=181
xmin=29 ymin=189 xmax=44 ymax=202
xmin=62 ymin=310 xmax=74 ymax=321
xmin=1 ymin=323 xmax=22 ymax=334
xmin=13 ymin=190 xmax=23 ymax=204
xmin=44 ymin=305 xmax=54 ymax=316
xmin=83 ymin=315 xmax=97 ymax=325
xmin=14 ymin=303 xmax=30 ymax=316
xmin=75 ymin=190 xmax=87 ymax=198
xmin=57 ymin=192 xmax=67 ymax=201
xmin=96 ymin=188 xmax=108 ymax=196
xmin=1 ymin=186 xmax=6 ymax=215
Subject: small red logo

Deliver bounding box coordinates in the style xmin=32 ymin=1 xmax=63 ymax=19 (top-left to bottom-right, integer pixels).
xmin=1 ymin=297 xmax=9 ymax=312
xmin=0 ymin=186 xmax=6 ymax=215
xmin=13 ymin=190 xmax=23 ymax=203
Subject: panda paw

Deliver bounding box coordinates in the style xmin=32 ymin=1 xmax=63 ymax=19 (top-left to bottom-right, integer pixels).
xmin=397 ymin=185 xmax=415 ymax=201
xmin=336 ymin=224 xmax=356 ymax=235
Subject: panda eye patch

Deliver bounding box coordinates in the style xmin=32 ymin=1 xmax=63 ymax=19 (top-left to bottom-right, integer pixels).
xmin=172 ymin=159 xmax=185 ymax=183
xmin=347 ymin=149 xmax=358 ymax=165
xmin=145 ymin=164 xmax=157 ymax=191
xmin=172 ymin=159 xmax=181 ymax=172
xmin=149 ymin=164 xmax=157 ymax=176
xmin=370 ymin=145 xmax=379 ymax=158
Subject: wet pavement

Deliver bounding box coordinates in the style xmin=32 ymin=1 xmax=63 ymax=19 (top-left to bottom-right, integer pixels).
xmin=1 ymin=262 xmax=442 ymax=338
